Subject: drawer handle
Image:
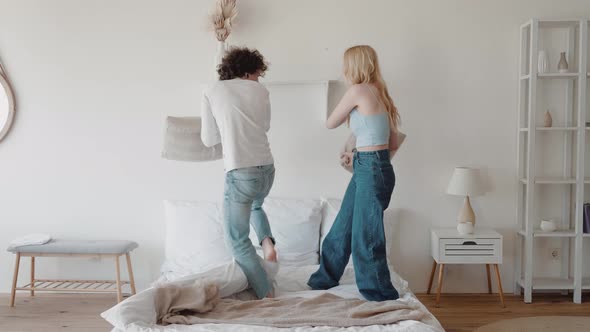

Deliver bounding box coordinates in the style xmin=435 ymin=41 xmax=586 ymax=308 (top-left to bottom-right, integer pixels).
xmin=462 ymin=241 xmax=477 ymax=245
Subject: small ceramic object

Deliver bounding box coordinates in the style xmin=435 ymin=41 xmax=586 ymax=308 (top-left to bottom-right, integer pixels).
xmin=540 ymin=219 xmax=557 ymax=232
xmin=544 ymin=111 xmax=552 ymax=127
xmin=558 ymin=52 xmax=569 ymax=73
xmin=457 ymin=222 xmax=475 ymax=235
xmin=538 ymin=50 xmax=549 ymax=73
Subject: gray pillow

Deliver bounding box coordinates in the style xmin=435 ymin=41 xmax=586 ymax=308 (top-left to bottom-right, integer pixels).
xmin=162 ymin=116 xmax=223 ymax=162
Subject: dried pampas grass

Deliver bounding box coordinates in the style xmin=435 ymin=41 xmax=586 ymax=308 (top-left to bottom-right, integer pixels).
xmin=210 ymin=0 xmax=238 ymax=42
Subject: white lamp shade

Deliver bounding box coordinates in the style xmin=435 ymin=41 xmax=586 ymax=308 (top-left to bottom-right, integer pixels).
xmin=446 ymin=167 xmax=485 ymax=196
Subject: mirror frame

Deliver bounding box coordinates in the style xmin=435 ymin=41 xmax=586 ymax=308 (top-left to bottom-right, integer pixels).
xmin=0 ymin=65 xmax=16 ymax=143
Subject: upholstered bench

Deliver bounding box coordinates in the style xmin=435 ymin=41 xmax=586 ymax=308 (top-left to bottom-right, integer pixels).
xmin=8 ymin=239 xmax=138 ymax=307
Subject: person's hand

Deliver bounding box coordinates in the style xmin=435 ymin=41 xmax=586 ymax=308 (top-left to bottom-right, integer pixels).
xmin=340 ymin=152 xmax=354 ymax=168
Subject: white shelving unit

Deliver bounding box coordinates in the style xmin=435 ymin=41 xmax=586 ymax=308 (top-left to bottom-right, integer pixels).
xmin=515 ymin=18 xmax=589 ymax=304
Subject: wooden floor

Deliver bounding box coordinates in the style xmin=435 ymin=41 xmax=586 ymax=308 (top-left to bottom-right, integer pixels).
xmin=416 ymin=293 xmax=590 ymax=332
xmin=0 ymin=293 xmax=115 ymax=331
xmin=0 ymin=293 xmax=589 ymax=331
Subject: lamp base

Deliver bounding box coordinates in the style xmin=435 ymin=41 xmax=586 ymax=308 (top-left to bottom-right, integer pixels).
xmin=458 ymin=196 xmax=476 ymax=225
xmin=457 ymin=222 xmax=475 ymax=234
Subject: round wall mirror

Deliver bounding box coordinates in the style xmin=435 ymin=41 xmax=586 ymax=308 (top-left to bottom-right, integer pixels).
xmin=0 ymin=71 xmax=16 ymax=143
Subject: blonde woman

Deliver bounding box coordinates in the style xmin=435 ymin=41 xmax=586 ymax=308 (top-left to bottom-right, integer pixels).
xmin=308 ymin=45 xmax=402 ymax=301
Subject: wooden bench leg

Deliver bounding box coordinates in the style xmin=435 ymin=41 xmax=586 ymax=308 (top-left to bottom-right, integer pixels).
xmin=114 ymin=255 xmax=122 ymax=303
xmin=427 ymin=261 xmax=437 ymax=294
xmin=30 ymin=257 xmax=35 ymax=296
xmin=10 ymin=253 xmax=21 ymax=307
xmin=494 ymin=264 xmax=505 ymax=307
xmin=125 ymin=253 xmax=137 ymax=295
xmin=435 ymin=264 xmax=444 ymax=307
xmin=486 ymin=264 xmax=492 ymax=294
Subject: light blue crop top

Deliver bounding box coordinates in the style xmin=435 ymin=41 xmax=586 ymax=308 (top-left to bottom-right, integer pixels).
xmin=350 ymin=108 xmax=390 ymax=148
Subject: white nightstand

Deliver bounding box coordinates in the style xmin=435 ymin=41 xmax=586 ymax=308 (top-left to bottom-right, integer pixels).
xmin=428 ymin=228 xmax=504 ymax=307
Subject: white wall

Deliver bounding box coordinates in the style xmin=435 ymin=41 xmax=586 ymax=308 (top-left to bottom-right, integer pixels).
xmin=1 ymin=0 xmax=590 ymax=294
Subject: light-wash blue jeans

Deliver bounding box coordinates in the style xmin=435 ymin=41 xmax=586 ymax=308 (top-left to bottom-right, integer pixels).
xmin=223 ymin=164 xmax=275 ymax=298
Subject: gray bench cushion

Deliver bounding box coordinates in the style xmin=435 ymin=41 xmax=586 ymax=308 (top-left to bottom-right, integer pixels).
xmin=7 ymin=239 xmax=138 ymax=254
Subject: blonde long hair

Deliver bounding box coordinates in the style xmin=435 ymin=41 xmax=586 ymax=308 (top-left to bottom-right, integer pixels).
xmin=343 ymin=45 xmax=400 ymax=130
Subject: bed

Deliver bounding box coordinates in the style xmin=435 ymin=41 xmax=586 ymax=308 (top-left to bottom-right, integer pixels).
xmin=101 ymin=198 xmax=443 ymax=332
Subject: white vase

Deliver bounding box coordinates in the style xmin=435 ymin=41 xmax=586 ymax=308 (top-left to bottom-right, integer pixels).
xmin=457 ymin=222 xmax=474 ymax=235
xmin=213 ymin=41 xmax=227 ymax=80
xmin=538 ymin=50 xmax=549 ymax=73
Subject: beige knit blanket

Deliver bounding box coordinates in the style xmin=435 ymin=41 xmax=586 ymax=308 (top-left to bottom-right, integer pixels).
xmin=155 ymin=280 xmax=426 ymax=328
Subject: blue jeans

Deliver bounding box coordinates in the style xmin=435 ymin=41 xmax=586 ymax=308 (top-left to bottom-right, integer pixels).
xmin=308 ymin=150 xmax=399 ymax=301
xmin=223 ymin=164 xmax=275 ymax=299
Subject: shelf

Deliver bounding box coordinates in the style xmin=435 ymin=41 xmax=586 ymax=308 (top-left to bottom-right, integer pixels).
xmin=518 ymin=230 xmax=590 ymax=237
xmin=517 ymin=277 xmax=574 ymax=290
xmin=538 ymin=73 xmax=580 ymax=79
xmin=519 ymin=127 xmax=578 ymax=132
xmin=535 ymin=230 xmax=575 ymax=237
xmin=520 ymin=177 xmax=577 ymax=184
xmin=538 ymin=19 xmax=581 ymax=28
xmin=520 ymin=73 xmax=590 ymax=80
xmin=518 ymin=230 xmax=576 ymax=237
xmin=520 ymin=177 xmax=590 ymax=184
xmin=537 ymin=127 xmax=578 ymax=131
xmin=518 ymin=276 xmax=590 ymax=291
xmin=517 ymin=18 xmax=590 ymax=304
xmin=519 ymin=73 xmax=589 ymax=80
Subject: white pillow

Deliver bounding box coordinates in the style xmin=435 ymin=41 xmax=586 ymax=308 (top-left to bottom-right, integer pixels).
xmin=249 ymin=197 xmax=322 ymax=265
xmin=161 ymin=116 xmax=223 ymax=162
xmin=161 ymin=200 xmax=233 ymax=277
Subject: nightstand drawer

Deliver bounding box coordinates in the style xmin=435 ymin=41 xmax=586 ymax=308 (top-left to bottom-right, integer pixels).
xmin=438 ymin=238 xmax=501 ymax=264
xmin=431 ymin=228 xmax=503 ymax=264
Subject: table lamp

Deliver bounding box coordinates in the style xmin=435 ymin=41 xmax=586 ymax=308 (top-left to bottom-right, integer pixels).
xmin=447 ymin=167 xmax=485 ymax=231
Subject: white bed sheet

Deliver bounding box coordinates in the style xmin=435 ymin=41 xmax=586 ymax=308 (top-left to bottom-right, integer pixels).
xmin=111 ymin=265 xmax=443 ymax=332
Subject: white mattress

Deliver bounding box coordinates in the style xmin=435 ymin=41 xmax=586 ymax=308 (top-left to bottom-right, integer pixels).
xmin=112 ymin=265 xmax=443 ymax=332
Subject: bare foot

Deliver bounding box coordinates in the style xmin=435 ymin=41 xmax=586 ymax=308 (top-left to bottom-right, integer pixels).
xmin=266 ymin=292 xmax=274 ymax=298
xmin=261 ymin=237 xmax=277 ymax=262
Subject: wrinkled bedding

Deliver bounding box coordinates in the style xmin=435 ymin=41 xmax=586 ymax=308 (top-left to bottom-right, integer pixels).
xmin=103 ymin=264 xmax=443 ymax=332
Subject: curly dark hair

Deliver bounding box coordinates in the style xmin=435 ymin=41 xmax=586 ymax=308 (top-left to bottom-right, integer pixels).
xmin=217 ymin=47 xmax=268 ymax=80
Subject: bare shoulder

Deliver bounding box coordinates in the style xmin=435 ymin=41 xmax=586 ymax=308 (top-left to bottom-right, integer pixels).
xmin=349 ymin=83 xmax=378 ymax=101
xmin=346 ymin=83 xmax=370 ymax=97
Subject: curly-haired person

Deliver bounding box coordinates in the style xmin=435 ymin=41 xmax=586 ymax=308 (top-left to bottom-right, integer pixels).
xmin=201 ymin=47 xmax=277 ymax=299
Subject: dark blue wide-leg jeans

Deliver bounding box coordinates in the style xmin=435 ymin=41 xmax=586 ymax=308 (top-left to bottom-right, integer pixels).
xmin=308 ymin=149 xmax=399 ymax=301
